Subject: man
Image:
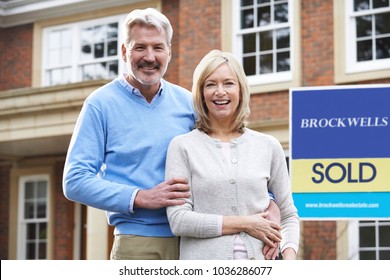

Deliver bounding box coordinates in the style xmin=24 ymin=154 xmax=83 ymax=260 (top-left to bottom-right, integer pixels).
xmin=63 ymin=7 xmax=280 ymax=260
xmin=63 ymin=8 xmax=194 ymax=260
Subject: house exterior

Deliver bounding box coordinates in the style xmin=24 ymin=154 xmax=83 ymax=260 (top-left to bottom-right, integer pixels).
xmin=0 ymin=0 xmax=389 ymax=260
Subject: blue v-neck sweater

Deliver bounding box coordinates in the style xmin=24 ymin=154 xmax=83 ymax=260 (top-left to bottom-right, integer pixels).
xmin=63 ymin=76 xmax=195 ymax=237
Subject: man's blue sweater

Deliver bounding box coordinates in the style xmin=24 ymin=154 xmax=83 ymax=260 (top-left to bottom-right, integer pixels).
xmin=63 ymin=76 xmax=195 ymax=236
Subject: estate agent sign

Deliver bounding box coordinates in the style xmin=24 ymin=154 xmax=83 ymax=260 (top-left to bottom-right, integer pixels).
xmin=290 ymin=85 xmax=390 ymax=219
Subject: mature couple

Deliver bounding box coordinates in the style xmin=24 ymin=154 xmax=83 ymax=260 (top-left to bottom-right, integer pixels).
xmin=63 ymin=8 xmax=299 ymax=260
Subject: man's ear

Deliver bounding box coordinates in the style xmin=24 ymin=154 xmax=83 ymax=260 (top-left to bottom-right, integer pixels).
xmin=121 ymin=43 xmax=127 ymax=62
xmin=167 ymin=46 xmax=172 ymax=63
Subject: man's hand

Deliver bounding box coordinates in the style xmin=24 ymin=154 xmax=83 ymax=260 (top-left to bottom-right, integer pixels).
xmin=243 ymin=213 xmax=282 ymax=248
xmin=134 ymin=177 xmax=190 ymax=209
xmin=263 ymin=200 xmax=281 ymax=260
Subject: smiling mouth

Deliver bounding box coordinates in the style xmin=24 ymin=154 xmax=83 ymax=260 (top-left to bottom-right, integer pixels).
xmin=213 ymin=100 xmax=230 ymax=105
xmin=139 ymin=63 xmax=159 ymax=71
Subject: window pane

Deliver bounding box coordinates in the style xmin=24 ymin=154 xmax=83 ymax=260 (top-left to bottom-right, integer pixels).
xmin=25 ymin=182 xmax=34 ymax=199
xmin=82 ymin=64 xmax=95 ymax=80
xmin=242 ymin=9 xmax=254 ymax=29
xmin=49 ymin=69 xmax=63 ymax=85
xmin=258 ymin=6 xmax=271 ymax=26
xmin=360 ymin=220 xmax=373 ymax=224
xmin=108 ymin=41 xmax=117 ymax=56
xmin=275 ymin=3 xmax=288 ymax=23
xmin=357 ymin=39 xmax=373 ymax=61
xmin=379 ymin=250 xmax=390 ymax=260
xmin=39 ymin=223 xmax=47 ymax=239
xmin=49 ymin=68 xmax=71 ymax=85
xmin=48 ymin=49 xmax=60 ymax=66
xmin=39 ymin=242 xmax=47 ymax=259
xmin=242 ymin=0 xmax=253 ymax=6
xmin=376 ymin=37 xmax=390 ymax=58
xmin=81 ymin=44 xmax=92 ymax=60
xmin=243 ymin=33 xmax=256 ymax=53
xmin=61 ymin=29 xmax=72 ymax=48
xmin=379 ymin=225 xmax=390 ymax=246
xmin=356 ymin=15 xmax=372 ymax=37
xmin=260 ymin=54 xmax=273 ymax=73
xmin=276 ymin=28 xmax=290 ymax=49
xmin=94 ymin=42 xmax=105 ymax=58
xmin=96 ymin=63 xmax=107 ymax=79
xmin=61 ymin=48 xmax=72 ymax=65
xmin=260 ymin=31 xmax=272 ymax=51
xmin=359 ymin=226 xmax=376 ymax=247
xmin=375 ymin=12 xmax=390 ymax=34
xmin=243 ymin=56 xmax=256 ymax=75
xmin=373 ymin=0 xmax=389 ymax=9
xmin=107 ymin=23 xmax=118 ymax=39
xmin=94 ymin=25 xmax=105 ymax=43
xmin=360 ymin=250 xmax=376 ymax=259
xmin=26 ymin=242 xmax=36 ymax=260
xmin=108 ymin=61 xmax=119 ymax=77
xmin=277 ymin=51 xmax=290 ymax=71
xmin=24 ymin=202 xmax=34 ymax=219
xmin=27 ymin=223 xmax=36 ymax=240
xmin=258 ymin=0 xmax=270 ymax=3
xmin=37 ymin=202 xmax=46 ymax=218
xmin=81 ymin=27 xmax=93 ymax=61
xmin=49 ymin=31 xmax=60 ymax=49
xmin=37 ymin=181 xmax=47 ymax=198
xmin=81 ymin=27 xmax=93 ymax=45
xmin=48 ymin=29 xmax=72 ymax=67
xmin=354 ymin=0 xmax=370 ymax=11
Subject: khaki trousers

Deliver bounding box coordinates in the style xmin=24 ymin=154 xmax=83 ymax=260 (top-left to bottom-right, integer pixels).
xmin=110 ymin=235 xmax=179 ymax=260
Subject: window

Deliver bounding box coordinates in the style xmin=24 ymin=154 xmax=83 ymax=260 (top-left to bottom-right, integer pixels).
xmin=359 ymin=220 xmax=390 ymax=259
xmin=18 ymin=175 xmax=50 ymax=259
xmin=349 ymin=220 xmax=390 ymax=259
xmin=233 ymin=0 xmax=294 ymax=86
xmin=42 ymin=15 xmax=126 ymax=86
xmin=345 ymin=0 xmax=390 ymax=73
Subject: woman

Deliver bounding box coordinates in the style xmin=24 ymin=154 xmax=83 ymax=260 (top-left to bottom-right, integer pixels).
xmin=165 ymin=50 xmax=299 ymax=260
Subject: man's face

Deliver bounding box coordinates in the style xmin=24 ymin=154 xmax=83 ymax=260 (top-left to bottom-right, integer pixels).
xmin=122 ymin=24 xmax=171 ymax=89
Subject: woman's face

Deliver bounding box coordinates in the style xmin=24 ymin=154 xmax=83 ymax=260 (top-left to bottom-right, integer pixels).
xmin=202 ymin=63 xmax=240 ymax=125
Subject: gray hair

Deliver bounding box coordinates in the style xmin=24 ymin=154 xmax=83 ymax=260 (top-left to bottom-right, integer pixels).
xmin=122 ymin=8 xmax=173 ymax=46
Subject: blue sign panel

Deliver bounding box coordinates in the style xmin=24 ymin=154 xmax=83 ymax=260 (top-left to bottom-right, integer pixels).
xmin=290 ymin=85 xmax=390 ymax=219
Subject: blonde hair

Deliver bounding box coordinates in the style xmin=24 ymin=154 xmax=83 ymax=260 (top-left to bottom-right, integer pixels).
xmin=122 ymin=8 xmax=173 ymax=46
xmin=192 ymin=50 xmax=251 ymax=134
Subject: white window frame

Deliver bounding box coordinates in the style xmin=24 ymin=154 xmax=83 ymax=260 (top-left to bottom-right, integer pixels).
xmin=344 ymin=0 xmax=390 ymax=74
xmin=231 ymin=0 xmax=294 ymax=87
xmin=41 ymin=14 xmax=127 ymax=86
xmin=17 ymin=174 xmax=50 ymax=260
xmin=349 ymin=219 xmax=390 ymax=260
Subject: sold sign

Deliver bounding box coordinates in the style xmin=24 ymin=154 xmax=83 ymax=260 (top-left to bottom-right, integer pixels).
xmin=289 ymin=85 xmax=390 ymax=219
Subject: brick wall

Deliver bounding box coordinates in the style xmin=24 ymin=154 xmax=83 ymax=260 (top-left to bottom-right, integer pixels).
xmin=298 ymin=0 xmax=337 ymax=260
xmin=301 ymin=1 xmax=334 ymax=86
xmin=0 ymin=163 xmax=12 ymax=259
xmin=0 ymin=24 xmax=33 ymax=91
xmin=302 ymin=221 xmax=337 ymax=260
xmin=248 ymin=90 xmax=290 ymax=123
xmin=53 ymin=160 xmax=74 ymax=260
xmin=164 ymin=0 xmax=221 ymax=91
xmin=178 ymin=0 xmax=221 ymax=91
xmin=162 ymin=0 xmax=180 ymax=85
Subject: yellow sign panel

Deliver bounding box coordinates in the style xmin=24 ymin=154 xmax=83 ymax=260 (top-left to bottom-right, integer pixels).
xmin=291 ymin=158 xmax=390 ymax=193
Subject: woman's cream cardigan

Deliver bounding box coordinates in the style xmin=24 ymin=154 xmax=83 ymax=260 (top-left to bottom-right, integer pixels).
xmin=166 ymin=128 xmax=299 ymax=260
